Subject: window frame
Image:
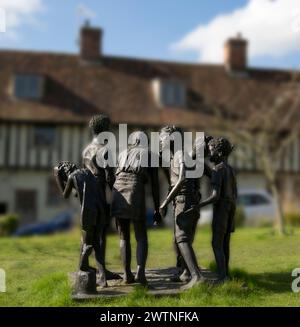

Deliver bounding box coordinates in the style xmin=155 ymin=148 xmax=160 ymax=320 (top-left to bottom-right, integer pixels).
xmin=161 ymin=80 xmax=186 ymax=107
xmin=152 ymin=78 xmax=186 ymax=108
xmin=13 ymin=73 xmax=45 ymax=100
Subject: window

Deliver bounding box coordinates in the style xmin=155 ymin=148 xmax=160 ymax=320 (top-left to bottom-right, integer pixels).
xmin=33 ymin=126 xmax=56 ymax=147
xmin=15 ymin=190 xmax=37 ymax=224
xmin=152 ymin=79 xmax=186 ymax=107
xmin=13 ymin=74 xmax=44 ymax=100
xmin=162 ymin=81 xmax=185 ymax=107
xmin=237 ymin=194 xmax=270 ymax=207
xmin=0 ymin=203 xmax=7 ymax=214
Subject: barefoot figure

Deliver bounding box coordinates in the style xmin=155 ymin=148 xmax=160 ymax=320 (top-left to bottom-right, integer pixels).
xmin=82 ymin=115 xmax=121 ymax=281
xmin=111 ymin=131 xmax=161 ymax=285
xmin=198 ymin=137 xmax=237 ymax=282
xmin=159 ymin=126 xmax=204 ymax=289
xmin=54 ymin=161 xmax=107 ymax=287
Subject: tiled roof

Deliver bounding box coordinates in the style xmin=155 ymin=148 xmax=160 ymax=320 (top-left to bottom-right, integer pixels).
xmin=0 ymin=50 xmax=296 ymax=128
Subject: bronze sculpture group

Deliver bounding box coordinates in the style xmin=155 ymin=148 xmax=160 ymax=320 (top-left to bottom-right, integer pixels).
xmin=54 ymin=115 xmax=237 ymax=293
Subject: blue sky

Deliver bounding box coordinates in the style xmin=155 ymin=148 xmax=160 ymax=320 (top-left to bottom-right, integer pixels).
xmin=1 ymin=0 xmax=300 ymax=69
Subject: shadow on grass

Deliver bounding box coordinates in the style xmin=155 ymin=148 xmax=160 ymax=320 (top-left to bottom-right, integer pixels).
xmin=208 ymin=261 xmax=292 ymax=294
xmin=29 ymin=267 xmax=293 ymax=307
xmin=230 ymin=268 xmax=292 ymax=294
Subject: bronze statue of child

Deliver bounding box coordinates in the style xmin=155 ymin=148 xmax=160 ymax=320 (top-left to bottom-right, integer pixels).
xmin=82 ymin=114 xmax=121 ymax=281
xmin=159 ymin=126 xmax=204 ymax=290
xmin=111 ymin=131 xmax=161 ymax=286
xmin=198 ymin=137 xmax=237 ymax=283
xmin=167 ymin=134 xmax=213 ymax=283
xmin=54 ymin=161 xmax=107 ymax=287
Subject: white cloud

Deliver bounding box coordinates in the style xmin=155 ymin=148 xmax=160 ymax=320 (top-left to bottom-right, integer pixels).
xmin=76 ymin=3 xmax=96 ymax=21
xmin=172 ymin=0 xmax=300 ymax=63
xmin=0 ymin=0 xmax=44 ymax=39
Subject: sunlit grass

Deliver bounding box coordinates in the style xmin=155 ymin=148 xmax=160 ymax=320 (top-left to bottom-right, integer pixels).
xmin=0 ymin=226 xmax=299 ymax=306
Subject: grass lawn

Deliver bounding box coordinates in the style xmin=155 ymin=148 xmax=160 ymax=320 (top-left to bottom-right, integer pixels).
xmin=0 ymin=226 xmax=299 ymax=307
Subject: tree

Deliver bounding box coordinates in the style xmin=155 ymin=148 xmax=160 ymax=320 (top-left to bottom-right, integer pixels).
xmin=210 ymin=76 xmax=300 ymax=235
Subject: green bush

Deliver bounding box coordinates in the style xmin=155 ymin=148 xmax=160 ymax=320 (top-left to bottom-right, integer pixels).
xmin=0 ymin=214 xmax=19 ymax=236
xmin=256 ymin=220 xmax=273 ymax=228
xmin=235 ymin=206 xmax=246 ymax=228
xmin=285 ymin=211 xmax=300 ymax=226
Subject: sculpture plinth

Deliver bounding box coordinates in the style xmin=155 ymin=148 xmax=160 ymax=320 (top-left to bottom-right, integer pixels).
xmin=70 ymin=270 xmax=97 ymax=296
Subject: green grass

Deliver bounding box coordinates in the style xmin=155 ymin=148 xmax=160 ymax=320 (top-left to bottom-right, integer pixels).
xmin=0 ymin=226 xmax=300 ymax=306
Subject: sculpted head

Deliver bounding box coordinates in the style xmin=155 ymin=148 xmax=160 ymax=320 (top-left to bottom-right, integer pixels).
xmin=159 ymin=125 xmax=183 ymax=154
xmin=192 ymin=135 xmax=213 ymax=159
xmin=128 ymin=131 xmax=148 ymax=148
xmin=208 ymin=137 xmax=234 ymax=164
xmin=89 ymin=114 xmax=111 ymax=136
xmin=57 ymin=161 xmax=78 ymax=182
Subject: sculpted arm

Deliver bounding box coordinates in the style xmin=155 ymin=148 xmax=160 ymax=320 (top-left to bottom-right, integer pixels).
xmin=62 ymin=175 xmax=74 ymax=199
xmin=160 ymin=162 xmax=185 ymax=211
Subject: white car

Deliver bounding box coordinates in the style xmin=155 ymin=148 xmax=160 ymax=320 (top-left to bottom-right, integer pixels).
xmin=199 ymin=189 xmax=276 ymax=226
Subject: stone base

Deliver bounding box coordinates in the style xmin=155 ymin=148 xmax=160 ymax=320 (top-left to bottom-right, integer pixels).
xmin=69 ymin=267 xmax=217 ymax=300
xmin=70 ymin=270 xmax=97 ymax=296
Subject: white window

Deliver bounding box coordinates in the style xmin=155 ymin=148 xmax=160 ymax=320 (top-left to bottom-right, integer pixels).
xmin=152 ymin=79 xmax=186 ymax=107
xmin=13 ymin=74 xmax=44 ymax=100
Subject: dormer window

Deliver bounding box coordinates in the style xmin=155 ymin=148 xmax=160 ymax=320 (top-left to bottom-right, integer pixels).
xmin=13 ymin=74 xmax=44 ymax=100
xmin=152 ymin=78 xmax=186 ymax=108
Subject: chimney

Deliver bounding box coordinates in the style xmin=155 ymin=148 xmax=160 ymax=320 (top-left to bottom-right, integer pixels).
xmin=224 ymin=33 xmax=247 ymax=72
xmin=80 ymin=21 xmax=102 ymax=61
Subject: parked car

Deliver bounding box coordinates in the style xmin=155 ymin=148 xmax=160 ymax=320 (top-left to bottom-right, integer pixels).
xmin=13 ymin=212 xmax=74 ymax=236
xmin=200 ymin=189 xmax=276 ymax=226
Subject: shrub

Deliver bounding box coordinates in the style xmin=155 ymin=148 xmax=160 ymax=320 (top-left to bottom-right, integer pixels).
xmin=285 ymin=211 xmax=300 ymax=226
xmin=0 ymin=214 xmax=20 ymax=236
xmin=256 ymin=220 xmax=273 ymax=228
xmin=235 ymin=206 xmax=246 ymax=228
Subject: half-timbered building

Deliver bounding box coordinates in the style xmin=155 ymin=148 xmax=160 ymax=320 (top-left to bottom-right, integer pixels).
xmin=0 ymin=23 xmax=299 ymax=223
